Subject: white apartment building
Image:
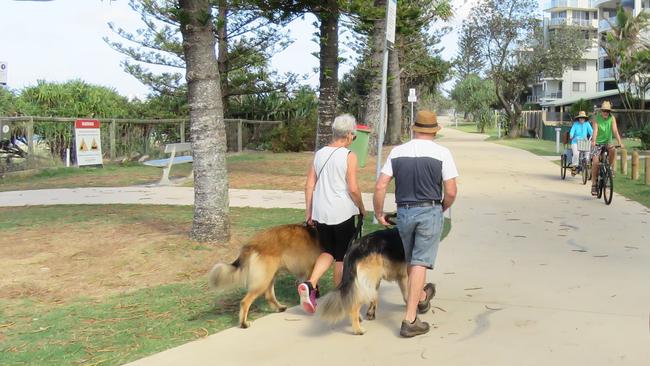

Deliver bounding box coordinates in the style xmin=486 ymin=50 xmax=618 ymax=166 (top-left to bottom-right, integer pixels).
xmin=529 ymin=0 xmax=600 ymax=105
xmin=595 ymin=0 xmax=650 ymax=92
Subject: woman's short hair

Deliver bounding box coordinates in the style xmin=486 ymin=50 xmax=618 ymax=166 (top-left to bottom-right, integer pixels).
xmin=332 ymin=114 xmax=356 ymax=140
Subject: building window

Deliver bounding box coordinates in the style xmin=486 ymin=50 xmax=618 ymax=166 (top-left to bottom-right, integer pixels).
xmin=551 ymin=11 xmax=566 ymax=19
xmin=573 ymin=82 xmax=587 ymax=92
xmin=573 ymin=61 xmax=587 ymax=71
xmin=573 ymin=10 xmax=588 ymax=20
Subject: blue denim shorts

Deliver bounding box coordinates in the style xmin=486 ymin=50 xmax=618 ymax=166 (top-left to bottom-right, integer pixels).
xmin=396 ymin=205 xmax=444 ymax=269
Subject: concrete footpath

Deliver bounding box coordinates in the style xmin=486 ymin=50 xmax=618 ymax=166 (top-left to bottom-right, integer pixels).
xmin=0 ymin=187 xmax=396 ymax=212
xmin=3 ymin=127 xmax=649 ymax=365
xmin=125 ymin=127 xmax=649 ymax=366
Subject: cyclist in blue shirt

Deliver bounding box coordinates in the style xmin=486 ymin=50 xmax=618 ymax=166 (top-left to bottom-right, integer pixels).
xmin=569 ymin=111 xmax=593 ymax=175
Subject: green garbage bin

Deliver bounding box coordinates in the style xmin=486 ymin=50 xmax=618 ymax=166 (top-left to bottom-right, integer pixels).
xmin=349 ymin=124 xmax=372 ymax=167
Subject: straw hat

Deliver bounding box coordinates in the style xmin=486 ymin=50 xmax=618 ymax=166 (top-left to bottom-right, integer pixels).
xmin=413 ymin=110 xmax=442 ymax=134
xmin=600 ymin=101 xmax=612 ymax=111
xmin=575 ymin=111 xmax=589 ymax=120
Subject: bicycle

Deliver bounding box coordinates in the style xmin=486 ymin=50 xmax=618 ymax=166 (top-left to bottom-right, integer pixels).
xmin=593 ymin=144 xmax=620 ymax=205
xmin=560 ymin=138 xmax=591 ymax=183
xmin=576 ymin=139 xmax=592 ymax=185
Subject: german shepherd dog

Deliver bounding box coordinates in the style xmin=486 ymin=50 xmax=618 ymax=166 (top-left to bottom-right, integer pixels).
xmin=208 ymin=223 xmax=320 ymax=328
xmin=319 ymin=218 xmax=424 ymax=335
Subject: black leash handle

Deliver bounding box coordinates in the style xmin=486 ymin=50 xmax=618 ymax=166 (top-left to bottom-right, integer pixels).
xmin=384 ymin=213 xmax=397 ymax=226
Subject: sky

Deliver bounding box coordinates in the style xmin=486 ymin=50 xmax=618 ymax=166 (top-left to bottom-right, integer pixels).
xmin=0 ymin=0 xmax=491 ymax=99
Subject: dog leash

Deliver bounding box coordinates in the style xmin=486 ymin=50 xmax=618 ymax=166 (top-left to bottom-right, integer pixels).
xmin=355 ymin=214 xmax=364 ymax=239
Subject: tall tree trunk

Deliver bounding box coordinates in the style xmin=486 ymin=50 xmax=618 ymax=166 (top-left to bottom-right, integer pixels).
xmin=494 ymin=79 xmax=521 ymax=138
xmin=387 ymin=42 xmax=402 ymax=145
xmin=509 ymin=104 xmax=523 ymax=138
xmin=217 ymin=0 xmax=230 ymax=116
xmin=315 ymin=1 xmax=339 ymax=149
xmin=179 ymin=0 xmax=230 ymax=242
xmin=365 ymin=0 xmax=386 ymax=155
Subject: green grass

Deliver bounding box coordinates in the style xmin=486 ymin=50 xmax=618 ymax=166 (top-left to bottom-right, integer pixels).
xmin=0 ymin=163 xmax=194 ymax=192
xmin=451 ymin=123 xmax=491 ymax=135
xmin=0 ymin=205 xmax=451 ymax=366
xmin=451 ymin=124 xmax=643 ymax=157
xmin=494 ymin=138 xmax=559 ymax=156
xmin=614 ymin=170 xmax=650 ymax=208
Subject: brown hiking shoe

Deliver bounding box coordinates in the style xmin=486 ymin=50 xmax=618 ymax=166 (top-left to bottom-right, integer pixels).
xmin=417 ymin=283 xmax=436 ymax=314
xmin=400 ymin=317 xmax=430 ymax=338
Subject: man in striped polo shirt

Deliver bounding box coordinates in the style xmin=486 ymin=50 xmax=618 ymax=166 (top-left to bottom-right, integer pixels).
xmin=373 ymin=110 xmax=458 ymax=337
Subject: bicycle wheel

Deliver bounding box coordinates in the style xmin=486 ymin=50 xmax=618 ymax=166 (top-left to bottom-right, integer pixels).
xmin=603 ymin=166 xmax=614 ymax=205
xmin=581 ymin=159 xmax=588 ymax=185
xmin=597 ymin=166 xmax=604 ymax=199
xmin=561 ymin=154 xmax=567 ymax=180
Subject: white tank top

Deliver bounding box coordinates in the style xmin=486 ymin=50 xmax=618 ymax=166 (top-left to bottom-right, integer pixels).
xmin=311 ymin=146 xmax=359 ymax=225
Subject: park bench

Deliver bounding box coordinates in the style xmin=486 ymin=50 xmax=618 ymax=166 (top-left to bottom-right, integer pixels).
xmin=143 ymin=142 xmax=193 ymax=185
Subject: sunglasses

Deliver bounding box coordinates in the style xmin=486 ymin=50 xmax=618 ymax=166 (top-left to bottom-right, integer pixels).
xmin=350 ymin=132 xmax=357 ymax=141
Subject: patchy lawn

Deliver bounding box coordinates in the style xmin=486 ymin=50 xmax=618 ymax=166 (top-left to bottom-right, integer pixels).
xmin=0 ymin=205 xmax=450 ymax=365
xmin=1 ymin=149 xmax=395 ymax=193
xmin=0 ymin=163 xmax=194 ymax=192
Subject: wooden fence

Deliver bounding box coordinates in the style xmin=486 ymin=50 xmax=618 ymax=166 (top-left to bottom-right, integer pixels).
xmin=0 ymin=116 xmax=283 ymax=162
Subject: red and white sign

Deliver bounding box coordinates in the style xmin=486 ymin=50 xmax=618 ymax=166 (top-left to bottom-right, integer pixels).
xmin=74 ymin=119 xmax=103 ymax=166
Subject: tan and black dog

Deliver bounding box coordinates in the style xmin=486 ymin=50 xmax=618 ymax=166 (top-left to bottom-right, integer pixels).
xmin=319 ymin=226 xmax=430 ymax=335
xmin=209 ymin=223 xmax=320 ymax=328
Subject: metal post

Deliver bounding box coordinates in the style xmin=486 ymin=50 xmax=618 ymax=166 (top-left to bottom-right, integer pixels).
xmin=180 ymin=120 xmax=185 ymax=143
xmin=375 ymin=46 xmax=390 ymax=176
xmin=555 ymin=127 xmax=561 ymax=154
xmin=65 ymin=148 xmax=70 ymax=167
xmin=410 ymin=101 xmax=414 ymax=139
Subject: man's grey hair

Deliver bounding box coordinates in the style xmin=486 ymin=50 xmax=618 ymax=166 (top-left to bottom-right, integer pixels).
xmin=332 ymin=114 xmax=357 ymax=140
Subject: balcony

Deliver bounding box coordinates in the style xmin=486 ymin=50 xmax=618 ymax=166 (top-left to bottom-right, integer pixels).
xmin=599 ymin=16 xmax=617 ymax=32
xmin=599 ymin=67 xmax=616 ymax=80
xmin=544 ymin=0 xmax=594 ymax=10
xmin=544 ymin=91 xmax=563 ymax=100
xmin=593 ymin=0 xmax=618 ymax=7
xmin=598 ymin=46 xmax=608 ymax=58
xmin=549 ymin=17 xmax=598 ymax=28
xmin=527 ymin=95 xmax=542 ymax=103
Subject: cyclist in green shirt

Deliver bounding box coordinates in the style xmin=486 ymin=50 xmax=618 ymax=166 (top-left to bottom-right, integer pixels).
xmin=590 ymin=101 xmax=624 ymax=196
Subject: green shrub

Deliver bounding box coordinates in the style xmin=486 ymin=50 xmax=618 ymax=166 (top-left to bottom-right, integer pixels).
xmin=269 ymin=120 xmax=316 ymax=152
xmin=476 ymin=108 xmax=493 ymax=133
xmin=633 ymin=125 xmax=650 ymax=150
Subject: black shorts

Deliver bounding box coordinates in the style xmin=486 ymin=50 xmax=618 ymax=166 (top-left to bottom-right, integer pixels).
xmin=315 ymin=215 xmax=357 ymax=262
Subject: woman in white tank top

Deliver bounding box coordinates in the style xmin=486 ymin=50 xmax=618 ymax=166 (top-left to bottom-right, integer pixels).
xmin=298 ymin=114 xmax=365 ymax=314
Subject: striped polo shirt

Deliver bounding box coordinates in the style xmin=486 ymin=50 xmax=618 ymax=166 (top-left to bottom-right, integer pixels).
xmin=381 ymin=139 xmax=459 ymax=205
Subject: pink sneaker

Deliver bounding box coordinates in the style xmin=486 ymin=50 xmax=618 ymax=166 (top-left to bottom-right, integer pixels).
xmin=298 ymin=282 xmax=316 ymax=314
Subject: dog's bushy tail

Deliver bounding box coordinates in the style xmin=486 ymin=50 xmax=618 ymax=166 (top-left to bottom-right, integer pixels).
xmin=208 ymin=252 xmax=248 ymax=291
xmin=318 ymin=242 xmax=369 ymax=323
xmin=318 ymin=288 xmax=349 ymax=323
